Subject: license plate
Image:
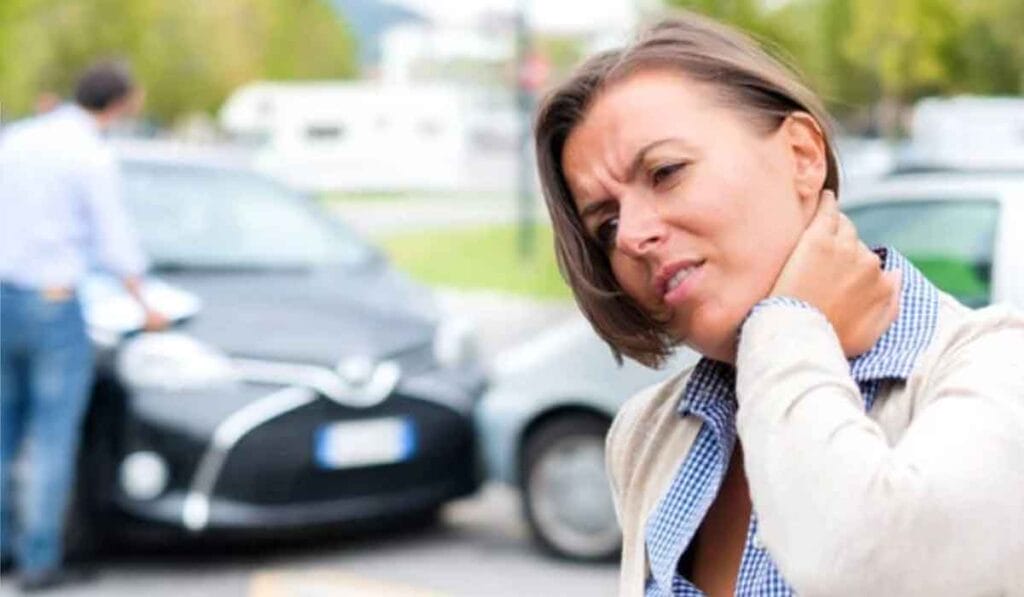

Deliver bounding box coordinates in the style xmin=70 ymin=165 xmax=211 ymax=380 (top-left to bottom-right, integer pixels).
xmin=313 ymin=417 xmax=416 ymax=469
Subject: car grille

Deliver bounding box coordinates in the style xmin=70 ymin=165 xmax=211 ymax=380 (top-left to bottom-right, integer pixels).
xmin=212 ymin=394 xmax=476 ymax=505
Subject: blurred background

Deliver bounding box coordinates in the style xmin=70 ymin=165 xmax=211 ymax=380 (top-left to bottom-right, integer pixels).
xmin=1 ymin=0 xmax=1022 ymax=595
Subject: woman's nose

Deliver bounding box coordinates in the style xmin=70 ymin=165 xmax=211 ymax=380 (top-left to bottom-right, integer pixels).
xmin=615 ymin=196 xmax=666 ymax=258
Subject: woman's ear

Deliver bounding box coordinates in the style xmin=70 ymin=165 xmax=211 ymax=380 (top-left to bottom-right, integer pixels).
xmin=783 ymin=112 xmax=828 ymax=205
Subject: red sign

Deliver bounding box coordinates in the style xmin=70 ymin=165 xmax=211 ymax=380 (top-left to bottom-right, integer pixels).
xmin=518 ymin=53 xmax=551 ymax=92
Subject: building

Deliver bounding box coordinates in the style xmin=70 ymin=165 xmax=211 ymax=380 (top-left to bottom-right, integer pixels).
xmin=220 ymin=81 xmax=473 ymax=191
xmin=903 ymin=96 xmax=1024 ymax=172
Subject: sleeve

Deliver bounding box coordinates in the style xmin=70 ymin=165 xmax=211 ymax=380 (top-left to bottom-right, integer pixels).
xmin=735 ymin=303 xmax=1024 ymax=596
xmin=80 ymin=153 xmax=148 ymax=278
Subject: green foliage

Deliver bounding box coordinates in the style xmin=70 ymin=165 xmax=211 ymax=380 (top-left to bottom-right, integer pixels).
xmin=0 ymin=0 xmax=357 ymax=124
xmin=844 ymin=0 xmax=961 ymax=101
xmin=535 ymin=34 xmax=586 ymax=82
xmin=950 ymin=0 xmax=1024 ymax=95
xmin=663 ymin=0 xmax=1024 ymax=130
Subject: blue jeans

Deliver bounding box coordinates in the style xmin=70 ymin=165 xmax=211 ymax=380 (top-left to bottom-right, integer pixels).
xmin=1 ymin=283 xmax=94 ymax=574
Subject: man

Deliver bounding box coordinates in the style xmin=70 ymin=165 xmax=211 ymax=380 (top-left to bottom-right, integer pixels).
xmin=0 ymin=60 xmax=166 ymax=591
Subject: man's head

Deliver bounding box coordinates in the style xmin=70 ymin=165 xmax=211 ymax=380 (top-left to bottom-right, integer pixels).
xmin=74 ymin=60 xmax=143 ymax=128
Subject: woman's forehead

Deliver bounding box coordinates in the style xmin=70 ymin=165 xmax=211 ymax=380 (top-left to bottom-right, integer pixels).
xmin=561 ymin=71 xmax=719 ymax=201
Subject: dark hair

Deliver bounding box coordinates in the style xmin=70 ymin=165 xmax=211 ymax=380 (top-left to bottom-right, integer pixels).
xmin=534 ymin=12 xmax=840 ymax=368
xmin=74 ymin=60 xmax=135 ymax=112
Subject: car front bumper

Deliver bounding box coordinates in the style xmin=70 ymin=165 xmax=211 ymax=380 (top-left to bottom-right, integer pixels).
xmin=110 ymin=372 xmax=484 ymax=533
xmin=115 ymin=475 xmax=475 ymax=531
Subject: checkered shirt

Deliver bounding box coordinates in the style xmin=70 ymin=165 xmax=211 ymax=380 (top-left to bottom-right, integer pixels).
xmin=643 ymin=247 xmax=940 ymax=596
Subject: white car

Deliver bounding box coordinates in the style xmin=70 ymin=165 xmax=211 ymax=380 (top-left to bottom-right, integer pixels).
xmin=477 ymin=170 xmax=1024 ymax=563
xmin=844 ymin=172 xmax=1024 ymax=309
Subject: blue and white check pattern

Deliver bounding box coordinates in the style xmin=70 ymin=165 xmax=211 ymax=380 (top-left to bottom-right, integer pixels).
xmin=644 ymin=247 xmax=939 ymax=596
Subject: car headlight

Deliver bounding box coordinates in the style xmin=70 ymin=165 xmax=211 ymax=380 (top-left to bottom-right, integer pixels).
xmin=433 ymin=317 xmax=479 ymax=368
xmin=117 ymin=332 xmax=237 ymax=391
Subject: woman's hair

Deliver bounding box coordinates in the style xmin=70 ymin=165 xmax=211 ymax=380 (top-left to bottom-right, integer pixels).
xmin=534 ymin=11 xmax=840 ymax=368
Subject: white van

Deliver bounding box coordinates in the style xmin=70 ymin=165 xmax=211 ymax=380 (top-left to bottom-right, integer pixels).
xmin=220 ymin=82 xmax=472 ymax=192
xmin=900 ymin=96 xmax=1024 ymax=172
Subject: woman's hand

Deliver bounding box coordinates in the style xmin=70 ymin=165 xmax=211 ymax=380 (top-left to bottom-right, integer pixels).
xmin=769 ymin=190 xmax=901 ymax=358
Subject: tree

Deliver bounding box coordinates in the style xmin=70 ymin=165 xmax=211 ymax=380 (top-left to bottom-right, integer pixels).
xmin=843 ymin=0 xmax=963 ymax=104
xmin=949 ymin=0 xmax=1024 ymax=95
xmin=0 ymin=0 xmax=357 ymax=124
xmin=661 ymin=0 xmax=880 ymax=121
xmin=659 ymin=0 xmax=1024 ymax=135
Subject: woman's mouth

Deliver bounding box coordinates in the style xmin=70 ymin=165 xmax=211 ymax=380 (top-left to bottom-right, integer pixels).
xmin=659 ymin=260 xmax=706 ymax=305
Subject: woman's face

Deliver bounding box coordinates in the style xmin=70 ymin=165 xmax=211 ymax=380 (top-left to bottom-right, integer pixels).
xmin=562 ymin=69 xmax=824 ymax=362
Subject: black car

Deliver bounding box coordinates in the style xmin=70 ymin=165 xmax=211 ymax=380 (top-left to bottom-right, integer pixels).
xmin=70 ymin=151 xmax=485 ymax=551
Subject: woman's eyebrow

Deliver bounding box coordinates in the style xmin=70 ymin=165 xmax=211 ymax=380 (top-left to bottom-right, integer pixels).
xmin=625 ymin=137 xmax=680 ymax=180
xmin=577 ymin=137 xmax=683 ymax=223
xmin=579 ymin=198 xmax=615 ymax=222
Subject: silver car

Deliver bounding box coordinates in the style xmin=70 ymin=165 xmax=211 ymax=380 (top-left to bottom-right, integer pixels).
xmin=477 ymin=170 xmax=1024 ymax=562
xmin=476 ymin=317 xmax=697 ymax=561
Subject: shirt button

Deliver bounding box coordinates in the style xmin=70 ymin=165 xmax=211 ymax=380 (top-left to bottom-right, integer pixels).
xmin=753 ymin=532 xmax=766 ymax=550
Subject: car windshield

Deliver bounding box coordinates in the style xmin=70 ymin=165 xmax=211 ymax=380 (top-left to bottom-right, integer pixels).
xmin=122 ymin=161 xmax=374 ymax=269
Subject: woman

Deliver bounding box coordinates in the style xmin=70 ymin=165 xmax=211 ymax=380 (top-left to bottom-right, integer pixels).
xmin=534 ymin=12 xmax=1024 ymax=597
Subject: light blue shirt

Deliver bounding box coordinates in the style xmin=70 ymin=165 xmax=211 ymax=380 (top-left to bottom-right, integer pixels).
xmin=0 ymin=104 xmax=147 ymax=289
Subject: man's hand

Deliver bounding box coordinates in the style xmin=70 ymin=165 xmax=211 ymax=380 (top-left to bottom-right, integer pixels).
xmin=770 ymin=190 xmax=901 ymax=358
xmin=123 ymin=275 xmax=171 ymax=332
xmin=142 ymin=309 xmax=170 ymax=332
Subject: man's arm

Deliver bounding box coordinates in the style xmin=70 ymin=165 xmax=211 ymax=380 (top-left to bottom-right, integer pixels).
xmin=81 ymin=154 xmax=166 ymax=330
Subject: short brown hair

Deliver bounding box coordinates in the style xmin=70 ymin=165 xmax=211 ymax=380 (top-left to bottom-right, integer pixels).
xmin=74 ymin=59 xmax=135 ymax=112
xmin=534 ymin=11 xmax=840 ymax=368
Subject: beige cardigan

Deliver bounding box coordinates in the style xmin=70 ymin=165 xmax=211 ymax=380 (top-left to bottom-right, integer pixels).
xmin=606 ymin=293 xmax=1024 ymax=596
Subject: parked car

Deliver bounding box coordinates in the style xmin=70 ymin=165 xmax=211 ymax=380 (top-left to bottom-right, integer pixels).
xmin=844 ymin=172 xmax=1024 ymax=308
xmin=69 ymin=151 xmax=486 ymax=552
xmin=477 ymin=170 xmax=1023 ymax=563
xmin=476 ymin=317 xmax=698 ymax=561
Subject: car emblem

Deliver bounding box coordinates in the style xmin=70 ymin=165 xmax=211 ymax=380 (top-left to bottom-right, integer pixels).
xmin=231 ymin=357 xmax=400 ymax=408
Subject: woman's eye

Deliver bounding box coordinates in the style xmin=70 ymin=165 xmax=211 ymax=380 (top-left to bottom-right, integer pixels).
xmin=595 ymin=217 xmax=619 ymax=251
xmin=651 ymin=163 xmax=684 ymax=186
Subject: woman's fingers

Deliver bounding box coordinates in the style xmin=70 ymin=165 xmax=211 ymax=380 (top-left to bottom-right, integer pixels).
xmin=768 ymin=187 xmax=900 ymax=357
xmin=810 ymin=189 xmax=840 ymax=236
xmin=825 ymin=190 xmax=840 ymax=235
xmin=880 ymin=269 xmax=903 ymax=333
xmin=837 ymin=213 xmax=858 ymax=247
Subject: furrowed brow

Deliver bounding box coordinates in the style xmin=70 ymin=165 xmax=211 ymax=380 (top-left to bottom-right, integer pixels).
xmin=625 ymin=138 xmax=680 ymax=181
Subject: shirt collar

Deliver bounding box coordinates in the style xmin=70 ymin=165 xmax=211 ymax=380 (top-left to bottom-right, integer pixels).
xmin=677 ymin=246 xmax=939 ymax=418
xmin=61 ymin=104 xmax=102 ymax=137
xmin=849 ymin=247 xmax=939 ymax=383
xmin=677 ymin=358 xmax=733 ymax=419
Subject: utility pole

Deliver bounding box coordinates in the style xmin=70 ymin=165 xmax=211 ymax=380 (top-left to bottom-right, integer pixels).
xmin=514 ymin=0 xmax=537 ymax=260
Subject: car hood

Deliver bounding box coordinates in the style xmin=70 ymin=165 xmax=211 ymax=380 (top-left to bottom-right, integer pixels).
xmin=158 ymin=263 xmax=439 ymax=366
